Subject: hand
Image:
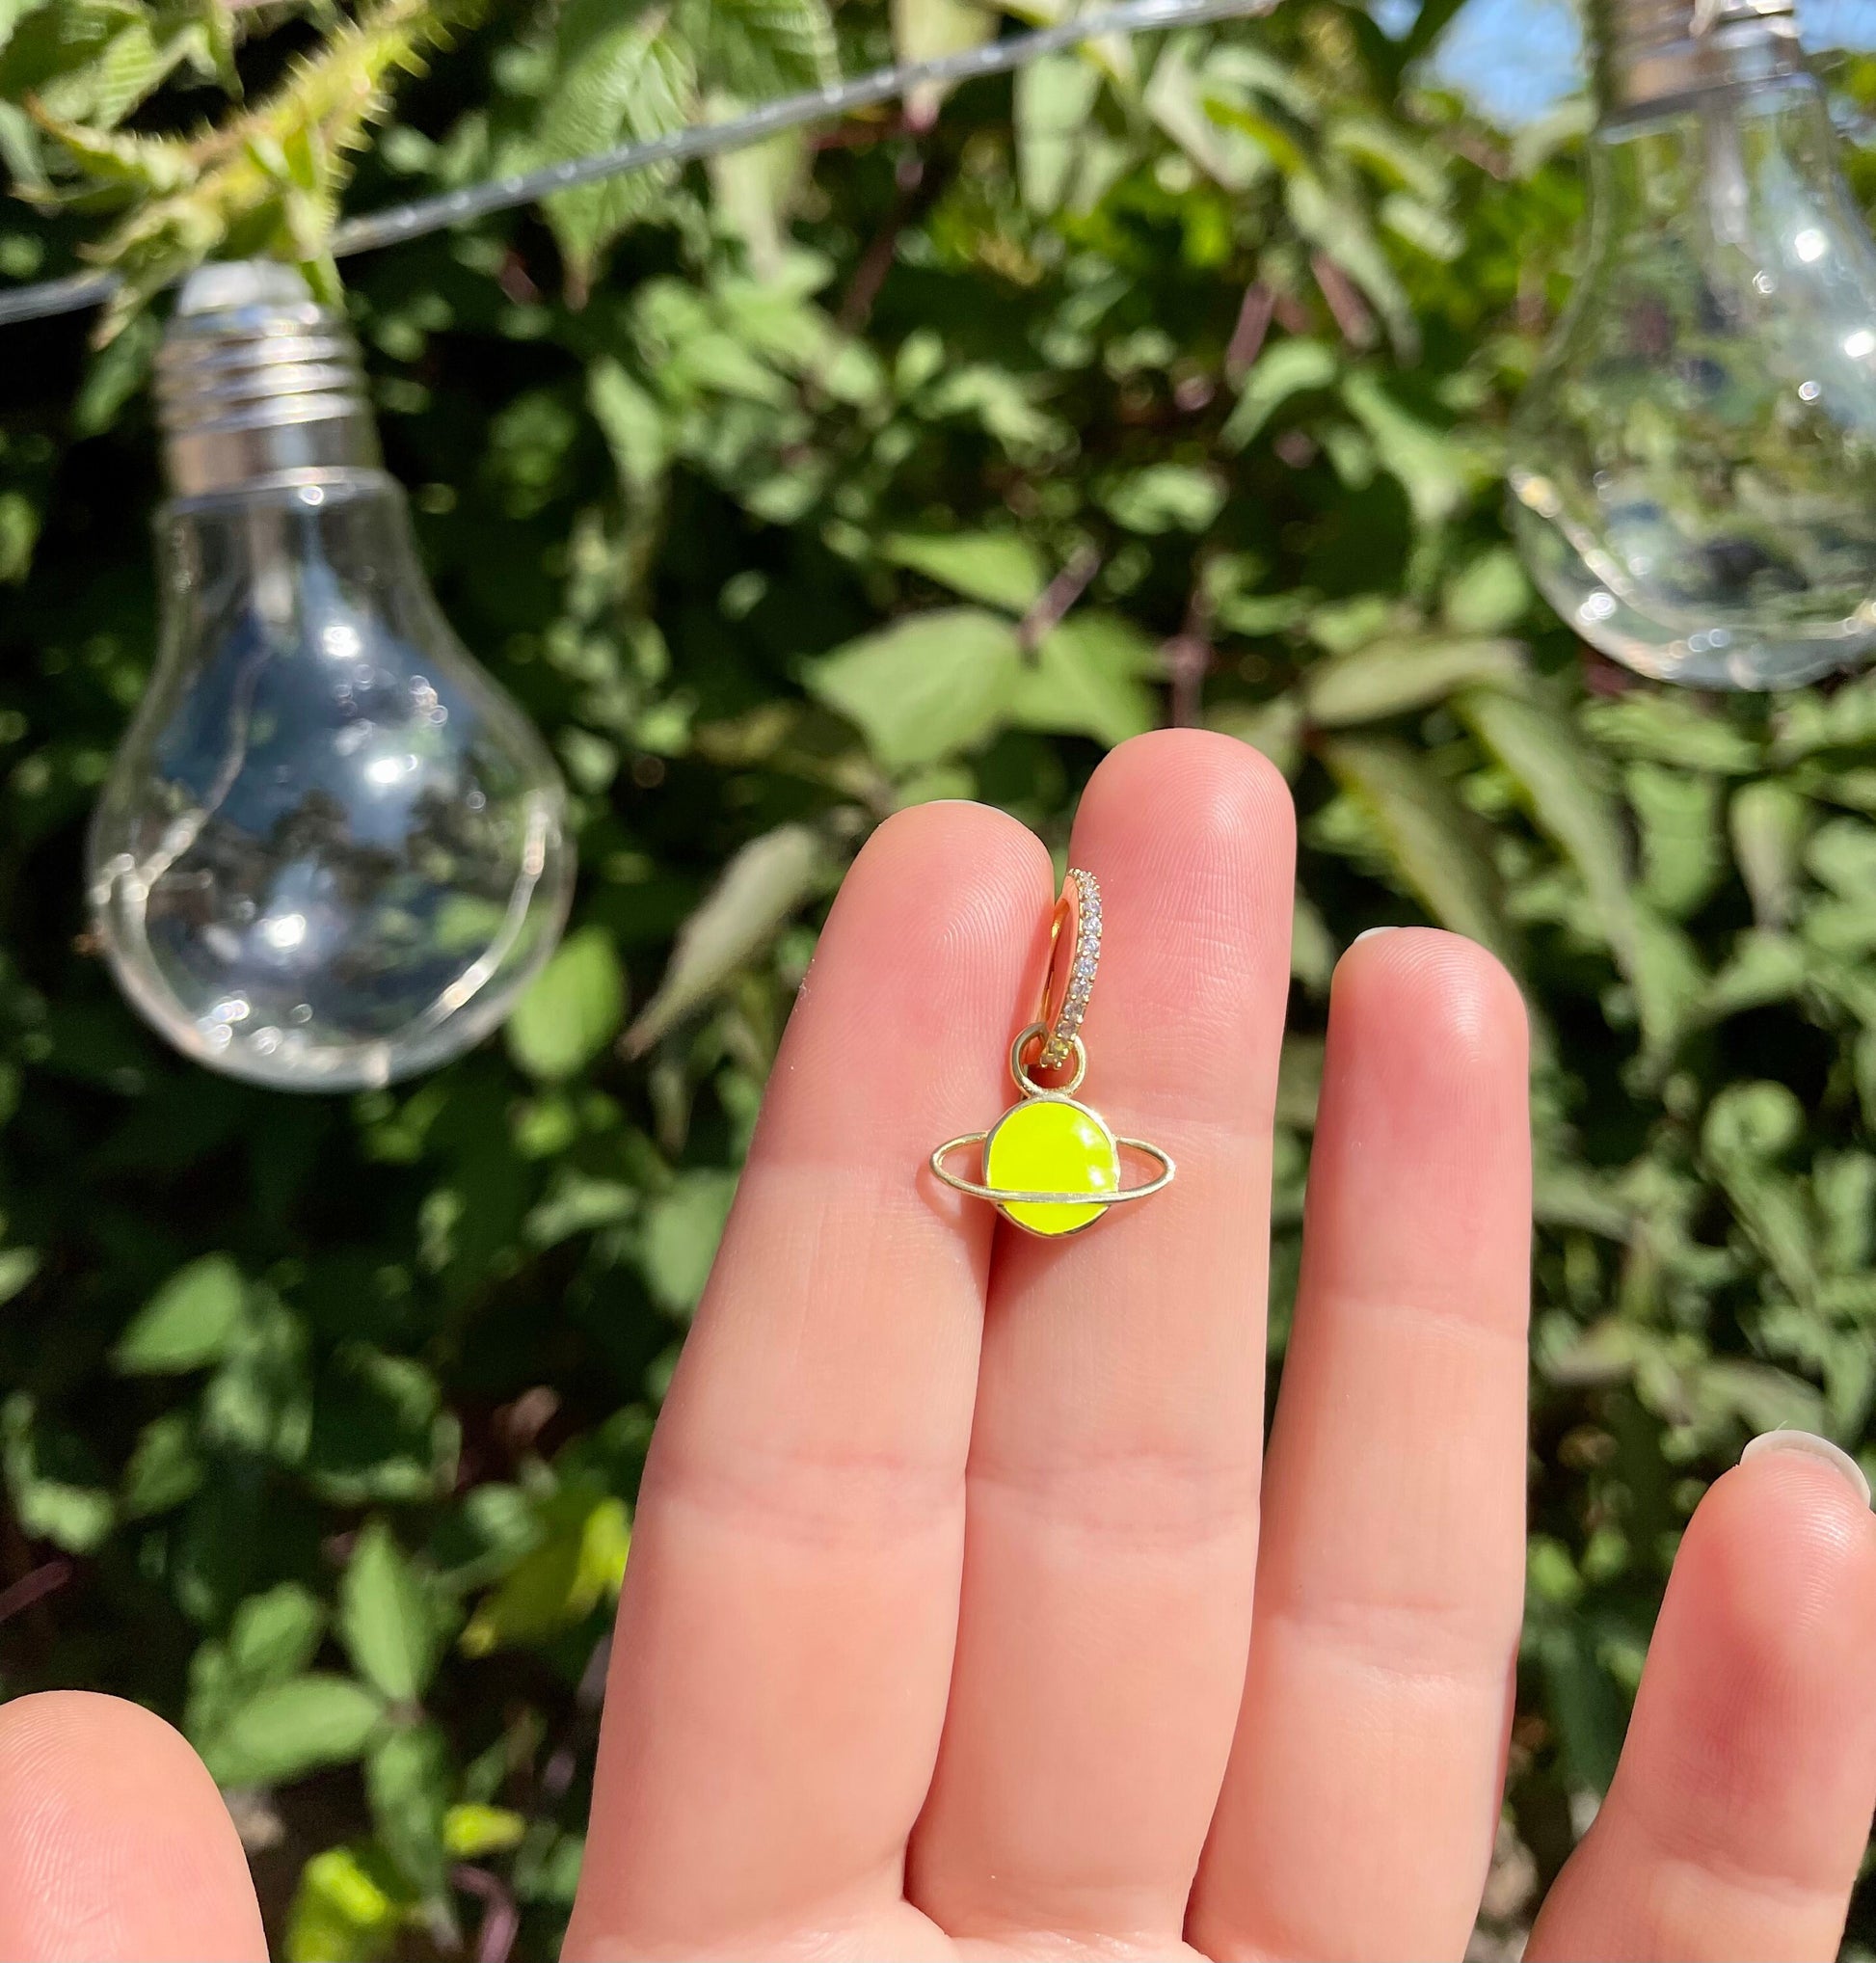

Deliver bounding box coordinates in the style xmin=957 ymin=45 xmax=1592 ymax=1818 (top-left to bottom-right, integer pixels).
xmin=4 ymin=731 xmax=1874 ymax=1963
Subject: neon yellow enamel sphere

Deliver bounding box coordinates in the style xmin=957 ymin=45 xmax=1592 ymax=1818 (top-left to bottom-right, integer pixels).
xmin=982 ymin=1095 xmax=1119 ymax=1236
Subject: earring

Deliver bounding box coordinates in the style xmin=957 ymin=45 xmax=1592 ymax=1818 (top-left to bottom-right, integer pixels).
xmin=928 ymin=869 xmax=1173 ymax=1238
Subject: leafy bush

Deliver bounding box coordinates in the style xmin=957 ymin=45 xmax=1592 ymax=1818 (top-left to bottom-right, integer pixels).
xmin=6 ymin=1 xmax=1876 ymax=1954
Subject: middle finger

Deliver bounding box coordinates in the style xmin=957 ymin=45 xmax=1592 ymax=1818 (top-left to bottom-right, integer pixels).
xmin=908 ymin=730 xmax=1296 ymax=1949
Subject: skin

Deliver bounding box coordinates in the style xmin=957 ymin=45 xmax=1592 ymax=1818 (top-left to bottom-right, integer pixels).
xmin=5 ymin=729 xmax=1876 ymax=1961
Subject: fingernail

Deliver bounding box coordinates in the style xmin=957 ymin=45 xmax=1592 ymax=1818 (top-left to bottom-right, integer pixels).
xmin=1353 ymin=926 xmax=1400 ymax=944
xmin=1742 ymin=1429 xmax=1872 ymax=1507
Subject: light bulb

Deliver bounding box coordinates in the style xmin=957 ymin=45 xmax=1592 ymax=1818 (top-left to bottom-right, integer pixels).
xmin=1509 ymin=0 xmax=1876 ymax=689
xmin=88 ymin=261 xmax=575 ymax=1089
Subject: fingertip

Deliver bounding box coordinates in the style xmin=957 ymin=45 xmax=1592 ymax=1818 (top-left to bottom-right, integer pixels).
xmin=0 ymin=1690 xmax=219 ymax=1819
xmin=0 ymin=1691 xmax=264 ymax=1961
xmin=0 ymin=1684 xmax=184 ymax=1753
xmin=1083 ymin=728 xmax=1297 ymax=868
xmin=806 ymin=799 xmax=1053 ymax=1056
xmin=1321 ymin=931 xmax=1530 ymax=1196
xmin=1681 ymin=1443 xmax=1876 ymax=1650
xmin=1615 ymin=1441 xmax=1876 ymax=1897
xmin=1065 ymin=732 xmax=1299 ymax=1099
xmin=1740 ymin=1428 xmax=1872 ymax=1509
xmin=845 ymin=796 xmax=1052 ymax=918
xmin=1529 ymin=1440 xmax=1876 ymax=1960
xmin=1332 ymin=928 xmax=1529 ymax=1075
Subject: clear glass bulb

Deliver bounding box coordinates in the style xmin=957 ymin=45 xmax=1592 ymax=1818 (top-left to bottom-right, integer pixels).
xmin=88 ymin=263 xmax=574 ymax=1089
xmin=1510 ymin=0 xmax=1876 ymax=688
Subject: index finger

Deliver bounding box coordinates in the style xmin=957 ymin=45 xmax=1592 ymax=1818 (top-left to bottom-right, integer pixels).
xmin=566 ymin=801 xmax=1051 ymax=1959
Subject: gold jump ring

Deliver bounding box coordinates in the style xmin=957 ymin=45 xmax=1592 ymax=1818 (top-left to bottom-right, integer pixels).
xmin=1010 ymin=1020 xmax=1086 ymax=1097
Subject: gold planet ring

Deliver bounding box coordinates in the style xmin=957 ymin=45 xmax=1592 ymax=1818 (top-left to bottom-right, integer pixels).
xmin=928 ymin=869 xmax=1175 ymax=1239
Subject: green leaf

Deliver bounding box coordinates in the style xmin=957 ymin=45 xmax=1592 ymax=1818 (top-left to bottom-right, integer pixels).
xmin=1015 ymin=48 xmax=1105 ymax=214
xmin=1815 ymin=1151 xmax=1876 ymax=1277
xmin=881 ymin=532 xmax=1048 ymax=612
xmin=339 ymin=1521 xmax=443 ymax=1704
xmin=1009 ymin=613 xmax=1160 ymax=748
xmin=505 ymin=927 xmax=627 ymax=1082
xmin=461 ymin=1487 xmax=630 ymax=1655
xmin=0 ymin=0 xmax=51 ymax=64
xmin=640 ymin=1170 xmax=738 ymax=1316
xmin=1380 ymin=190 xmax=1463 ymax=261
xmin=1099 ymin=464 xmax=1225 ymax=536
xmin=626 ymin=822 xmax=828 ymax=1053
xmin=1580 ymin=693 xmax=1762 ymax=775
xmin=1220 ymin=337 xmax=1339 ymax=451
xmin=114 ymin=1252 xmax=245 ymax=1373
xmin=1442 ymin=548 xmax=1529 ymax=635
xmin=285 ymin=1846 xmax=404 ymax=1963
xmin=1731 ymin=780 xmax=1809 ymax=929
xmin=807 ymin=607 xmax=1022 ymax=769
xmin=1320 ymin=734 xmax=1518 ymax=973
xmin=1806 ymin=817 xmax=1876 ymax=900
xmin=1142 ymin=34 xmax=1269 ymax=191
xmin=1290 ymin=893 xmax=1336 ymax=993
xmin=1327 ymin=109 xmax=1448 ymax=202
xmin=1461 ymin=687 xmax=1697 ymax=1054
xmin=683 ymin=0 xmax=834 ymax=96
xmin=73 ymin=308 xmax=159 ymax=438
xmin=587 ymin=357 xmax=670 ymax=498
xmin=443 ymin=1803 xmax=528 ymax=1857
xmin=308 ymin=1347 xmax=456 ymax=1507
xmin=0 ymin=1242 xmax=38 ymax=1306
xmin=1697 ymin=931 xmax=1808 ymax=1027
xmin=1339 ymin=371 xmax=1466 ymax=524
xmin=920 ymin=363 xmax=1065 ymax=459
xmin=1 ymin=1392 xmax=114 ymax=1553
xmin=121 ymin=1410 xmax=203 ymax=1518
xmin=1275 ymin=1033 xmax=1326 ymax=1131
xmin=892 ymin=0 xmax=995 ymax=122
xmin=534 ymin=3 xmax=695 ymax=295
xmin=199 ymin=1289 xmax=311 ymax=1462
xmin=1289 ymin=175 xmax=1417 ymax=360
xmin=1308 ymin=595 xmax=1392 ymax=656
xmin=1771 ymin=672 xmax=1876 ymax=763
xmin=707 ymin=118 xmax=810 ymax=279
xmin=1534 ymin=1164 xmax=1635 ymax=1240
xmin=366 ymin=1720 xmax=450 ymax=1895
xmin=1533 ymin=1619 xmax=1626 ymax=1797
xmin=1703 ymin=1082 xmax=1817 ymax=1304
xmin=0 ymin=491 xmax=40 ymax=587
xmin=1303 ymin=634 xmax=1522 ymax=727
xmin=201 ymin=1674 xmax=386 ymax=1787
xmin=229 ymin=1582 xmax=328 ymax=1686
xmin=1627 ymin=764 xmax=1724 ymax=921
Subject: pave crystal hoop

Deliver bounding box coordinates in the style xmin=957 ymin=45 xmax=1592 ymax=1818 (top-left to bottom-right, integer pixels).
xmin=1036 ymin=867 xmax=1101 ymax=1069
xmin=926 ymin=870 xmax=1173 ymax=1240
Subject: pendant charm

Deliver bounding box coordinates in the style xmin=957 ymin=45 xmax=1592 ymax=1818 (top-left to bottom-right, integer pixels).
xmin=928 ymin=868 xmax=1174 ymax=1238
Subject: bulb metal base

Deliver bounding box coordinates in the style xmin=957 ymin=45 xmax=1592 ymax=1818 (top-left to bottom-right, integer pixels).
xmin=154 ymin=261 xmax=381 ymax=498
xmin=1598 ymin=0 xmax=1805 ymax=111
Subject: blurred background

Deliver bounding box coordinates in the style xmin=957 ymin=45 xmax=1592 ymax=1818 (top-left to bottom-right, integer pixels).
xmin=7 ymin=0 xmax=1876 ymax=1954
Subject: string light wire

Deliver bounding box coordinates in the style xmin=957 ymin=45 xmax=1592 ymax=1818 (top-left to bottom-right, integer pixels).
xmin=0 ymin=0 xmax=1274 ymax=328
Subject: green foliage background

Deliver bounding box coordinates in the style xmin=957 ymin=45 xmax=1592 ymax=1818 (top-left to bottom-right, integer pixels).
xmin=7 ymin=0 xmax=1876 ymax=1953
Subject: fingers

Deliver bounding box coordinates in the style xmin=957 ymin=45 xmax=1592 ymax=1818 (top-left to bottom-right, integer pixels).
xmin=1190 ymin=929 xmax=1531 ymax=1961
xmin=1527 ymin=1440 xmax=1876 ymax=1963
xmin=0 ymin=1691 xmax=264 ymax=1961
xmin=567 ymin=802 xmax=1052 ymax=1959
xmin=909 ymin=732 xmax=1297 ymax=1946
